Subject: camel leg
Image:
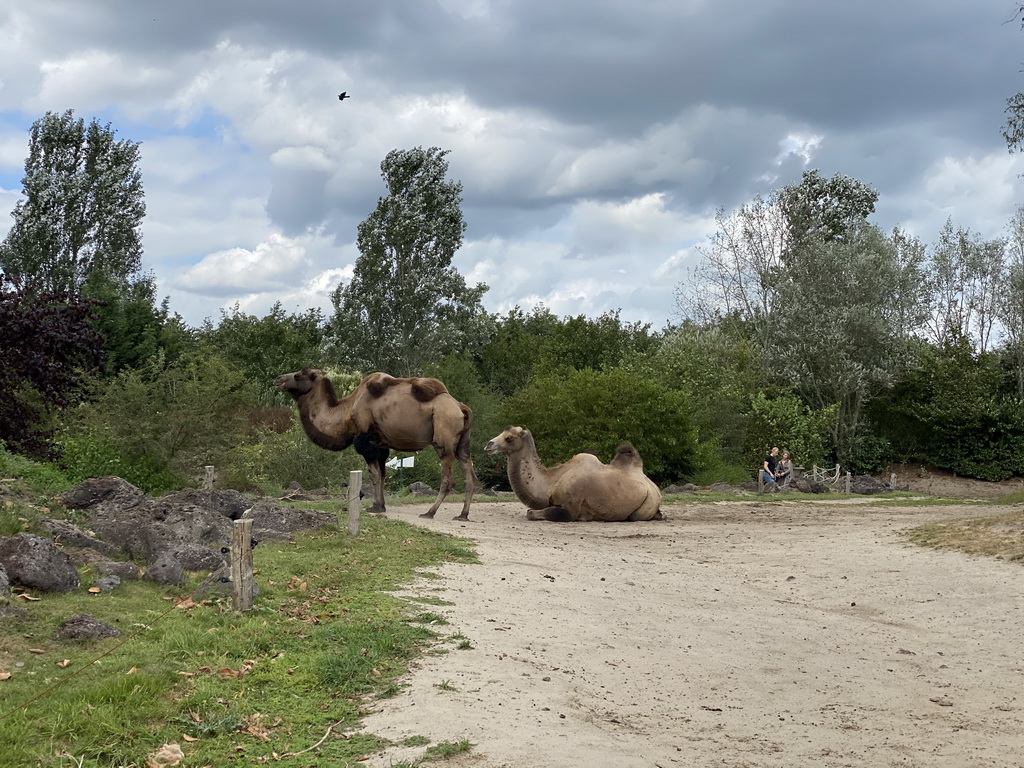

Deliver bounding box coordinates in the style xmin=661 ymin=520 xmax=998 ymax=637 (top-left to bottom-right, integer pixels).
xmin=527 ymin=506 xmax=575 ymax=522
xmin=355 ymin=431 xmax=387 ymax=514
xmin=454 ymin=453 xmax=478 ymax=521
xmin=421 ymin=450 xmax=455 ymax=519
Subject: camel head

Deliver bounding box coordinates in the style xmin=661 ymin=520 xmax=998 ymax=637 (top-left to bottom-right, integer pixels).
xmin=274 ymin=368 xmax=325 ymax=399
xmin=484 ymin=426 xmax=531 ymax=456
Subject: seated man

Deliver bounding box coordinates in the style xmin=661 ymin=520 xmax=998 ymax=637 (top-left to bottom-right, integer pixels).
xmin=763 ymin=446 xmax=780 ymax=491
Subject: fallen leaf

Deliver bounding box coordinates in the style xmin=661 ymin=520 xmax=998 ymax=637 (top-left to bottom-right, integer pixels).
xmin=182 ymin=734 xmax=199 ymax=743
xmin=28 ymin=648 xmax=45 ymax=655
xmin=176 ymin=597 xmax=196 ymax=610
xmin=18 ymin=594 xmax=41 ymax=602
xmin=56 ymin=659 xmax=71 ymax=668
xmin=127 ymin=666 xmax=138 ymax=675
xmin=88 ymin=587 xmax=102 ymax=594
xmin=217 ymin=668 xmax=240 ymax=678
xmin=0 ymin=670 xmax=11 ymax=681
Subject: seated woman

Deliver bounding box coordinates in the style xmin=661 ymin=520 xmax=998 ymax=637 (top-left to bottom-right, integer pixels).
xmin=776 ymin=451 xmax=793 ymax=487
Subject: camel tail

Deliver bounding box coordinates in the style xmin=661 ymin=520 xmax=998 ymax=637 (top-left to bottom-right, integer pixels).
xmin=456 ymin=403 xmax=480 ymax=490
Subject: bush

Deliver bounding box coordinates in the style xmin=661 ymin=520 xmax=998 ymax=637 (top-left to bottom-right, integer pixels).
xmin=498 ymin=367 xmax=697 ymax=484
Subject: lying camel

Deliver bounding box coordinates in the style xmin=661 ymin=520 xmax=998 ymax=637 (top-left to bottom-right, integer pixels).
xmin=484 ymin=426 xmax=662 ymax=521
xmin=274 ymin=368 xmax=478 ymax=519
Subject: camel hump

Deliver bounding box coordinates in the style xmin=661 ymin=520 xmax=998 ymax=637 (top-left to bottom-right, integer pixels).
xmin=610 ymin=442 xmax=643 ymax=470
xmin=363 ymin=372 xmax=402 ymax=399
xmin=362 ymin=373 xmax=449 ymax=402
xmin=410 ymin=377 xmax=450 ymax=402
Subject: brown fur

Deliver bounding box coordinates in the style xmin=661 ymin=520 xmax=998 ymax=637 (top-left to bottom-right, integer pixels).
xmin=275 ymin=368 xmax=478 ymax=520
xmin=484 ymin=427 xmax=662 ymax=522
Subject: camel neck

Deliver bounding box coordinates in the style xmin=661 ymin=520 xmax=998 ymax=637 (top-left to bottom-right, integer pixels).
xmin=506 ymin=434 xmax=550 ymax=509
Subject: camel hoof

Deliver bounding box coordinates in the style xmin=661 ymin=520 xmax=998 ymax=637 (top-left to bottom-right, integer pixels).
xmin=419 ymin=511 xmax=436 ymax=519
xmin=368 ymin=506 xmax=386 ymax=515
xmin=452 ymin=513 xmax=470 ymax=521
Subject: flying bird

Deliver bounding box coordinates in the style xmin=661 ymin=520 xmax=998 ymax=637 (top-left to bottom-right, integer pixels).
xmin=338 ymin=92 xmax=350 ymax=101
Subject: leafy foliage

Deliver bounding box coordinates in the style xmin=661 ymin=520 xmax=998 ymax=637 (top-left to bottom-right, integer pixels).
xmin=0 ymin=110 xmax=145 ymax=296
xmin=329 ymin=146 xmax=488 ymax=376
xmin=0 ymin=279 xmax=105 ymax=459
xmin=204 ymin=302 xmax=326 ymax=403
xmin=873 ymin=341 xmax=1024 ymax=480
xmin=498 ymin=367 xmax=696 ymax=484
xmin=769 ymin=221 xmax=927 ymax=462
xmin=61 ymin=350 xmax=258 ymax=487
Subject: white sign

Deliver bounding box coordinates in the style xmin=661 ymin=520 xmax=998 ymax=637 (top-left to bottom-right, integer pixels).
xmin=385 ymin=456 xmax=416 ymax=469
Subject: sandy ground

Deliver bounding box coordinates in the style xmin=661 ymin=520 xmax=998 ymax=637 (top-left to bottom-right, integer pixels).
xmin=357 ymin=492 xmax=1024 ymax=768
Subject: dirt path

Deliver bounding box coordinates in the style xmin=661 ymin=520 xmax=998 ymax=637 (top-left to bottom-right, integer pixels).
xmin=359 ymin=498 xmax=1024 ymax=767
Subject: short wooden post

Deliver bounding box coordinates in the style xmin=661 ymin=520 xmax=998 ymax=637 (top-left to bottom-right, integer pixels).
xmin=845 ymin=471 xmax=852 ymax=494
xmin=203 ymin=465 xmax=215 ymax=490
xmin=890 ymin=473 xmax=896 ymax=490
xmin=758 ymin=468 xmax=765 ymax=495
xmin=231 ymin=518 xmax=254 ymax=612
xmin=346 ymin=470 xmax=363 ymax=536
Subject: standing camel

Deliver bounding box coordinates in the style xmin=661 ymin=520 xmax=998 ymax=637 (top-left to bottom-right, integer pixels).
xmin=484 ymin=426 xmax=662 ymax=521
xmin=275 ymin=368 xmax=478 ymax=520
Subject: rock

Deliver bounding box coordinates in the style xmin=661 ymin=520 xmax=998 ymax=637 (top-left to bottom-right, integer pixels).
xmin=158 ymin=488 xmax=254 ymax=520
xmin=241 ymin=501 xmax=337 ymax=541
xmin=60 ymin=477 xmax=145 ymax=513
xmin=39 ymin=519 xmax=119 ymax=557
xmin=407 ymin=481 xmax=435 ymax=496
xmin=143 ymin=551 xmax=185 ymax=586
xmin=662 ymin=484 xmax=698 ymax=494
xmin=88 ymin=498 xmax=232 ymax=565
xmin=0 ymin=562 xmax=9 ymax=597
xmin=0 ymin=534 xmax=80 ymax=593
xmin=93 ymin=575 xmax=121 ymax=591
xmin=850 ymin=475 xmax=890 ymax=495
xmin=55 ymin=613 xmax=121 ymax=640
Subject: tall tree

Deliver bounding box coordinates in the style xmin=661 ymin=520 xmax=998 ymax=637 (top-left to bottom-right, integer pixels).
xmin=1002 ymin=206 xmax=1024 ymax=397
xmin=328 ymin=147 xmax=488 ymax=376
xmin=769 ymin=221 xmax=927 ymax=462
xmin=0 ymin=110 xmax=145 ymax=295
xmin=923 ymin=219 xmax=1006 ymax=353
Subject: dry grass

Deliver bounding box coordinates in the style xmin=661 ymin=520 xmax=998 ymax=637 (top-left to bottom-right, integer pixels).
xmin=909 ymin=506 xmax=1024 ymax=562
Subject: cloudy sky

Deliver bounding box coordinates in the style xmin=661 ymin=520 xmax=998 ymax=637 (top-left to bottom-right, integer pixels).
xmin=2 ymin=1 xmax=1023 ymax=330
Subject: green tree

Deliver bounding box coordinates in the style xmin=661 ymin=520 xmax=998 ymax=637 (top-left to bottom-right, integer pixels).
xmin=923 ymin=219 xmax=1005 ymax=353
xmin=61 ymin=350 xmax=259 ymax=490
xmin=0 ymin=110 xmax=145 ymax=295
xmin=634 ymin=321 xmax=761 ymax=470
xmin=873 ymin=340 xmax=1024 ymax=481
xmin=769 ymin=221 xmax=927 ymax=462
xmin=999 ymin=206 xmax=1024 ymax=397
xmin=534 ymin=310 xmax=658 ymax=376
xmin=328 ymin=146 xmax=488 ymax=376
xmin=497 ymin=367 xmax=696 ymax=485
xmin=204 ymin=302 xmax=326 ymax=401
xmin=473 ymin=305 xmax=560 ymax=397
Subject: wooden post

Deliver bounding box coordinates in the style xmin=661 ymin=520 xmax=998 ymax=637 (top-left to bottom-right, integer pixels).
xmin=890 ymin=473 xmax=896 ymax=490
xmin=845 ymin=471 xmax=852 ymax=494
xmin=758 ymin=468 xmax=765 ymax=495
xmin=231 ymin=518 xmax=254 ymax=612
xmin=203 ymin=465 xmax=215 ymax=490
xmin=346 ymin=470 xmax=363 ymax=536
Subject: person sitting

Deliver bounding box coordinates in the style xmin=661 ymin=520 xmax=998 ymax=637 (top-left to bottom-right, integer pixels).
xmin=763 ymin=446 xmax=779 ymax=491
xmin=776 ymin=451 xmax=793 ymax=488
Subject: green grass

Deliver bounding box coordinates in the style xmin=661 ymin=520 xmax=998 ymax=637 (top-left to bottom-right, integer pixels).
xmin=424 ymin=738 xmax=473 ymax=760
xmin=0 ymin=508 xmax=478 ymax=767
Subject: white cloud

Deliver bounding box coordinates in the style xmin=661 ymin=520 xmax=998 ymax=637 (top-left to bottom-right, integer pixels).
xmin=176 ymin=232 xmax=313 ymax=294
